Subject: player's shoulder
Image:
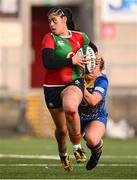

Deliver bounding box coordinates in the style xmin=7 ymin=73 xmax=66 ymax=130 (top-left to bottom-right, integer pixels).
xmin=102 ymin=73 xmax=108 ymax=80
xmin=42 ymin=33 xmax=53 ymax=41
xmin=98 ymin=73 xmax=108 ymax=80
xmin=71 ymin=30 xmax=88 ymax=37
xmin=71 ymin=30 xmax=89 ymax=45
xmin=95 ymin=73 xmax=108 ymax=86
xmin=42 ymin=33 xmax=55 ymax=49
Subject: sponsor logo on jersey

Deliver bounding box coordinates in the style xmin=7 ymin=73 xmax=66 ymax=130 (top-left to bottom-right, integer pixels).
xmin=48 ymin=102 xmax=54 ymax=107
xmin=57 ymin=40 xmax=65 ymax=46
xmin=74 ymin=80 xmax=80 ymax=85
xmin=94 ymin=86 xmax=105 ymax=93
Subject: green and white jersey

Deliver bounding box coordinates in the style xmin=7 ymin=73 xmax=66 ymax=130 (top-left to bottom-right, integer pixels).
xmin=42 ymin=30 xmax=89 ymax=85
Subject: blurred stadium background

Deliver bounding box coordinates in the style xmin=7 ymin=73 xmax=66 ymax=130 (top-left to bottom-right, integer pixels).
xmin=0 ymin=0 xmax=137 ymax=139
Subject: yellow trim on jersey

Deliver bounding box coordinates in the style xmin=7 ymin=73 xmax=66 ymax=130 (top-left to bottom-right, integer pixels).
xmin=82 ymin=74 xmax=95 ymax=88
xmin=83 ymin=73 xmax=102 ymax=88
xmin=84 ymin=79 xmax=95 ymax=88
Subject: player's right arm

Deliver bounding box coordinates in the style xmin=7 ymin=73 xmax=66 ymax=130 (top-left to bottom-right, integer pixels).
xmin=42 ymin=33 xmax=73 ymax=69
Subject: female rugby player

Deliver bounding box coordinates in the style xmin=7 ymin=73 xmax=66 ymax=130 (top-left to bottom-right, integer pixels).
xmin=42 ymin=7 xmax=90 ymax=171
xmin=79 ymin=58 xmax=108 ymax=170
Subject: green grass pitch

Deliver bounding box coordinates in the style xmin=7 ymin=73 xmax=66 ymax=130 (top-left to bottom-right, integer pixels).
xmin=0 ymin=137 xmax=137 ymax=179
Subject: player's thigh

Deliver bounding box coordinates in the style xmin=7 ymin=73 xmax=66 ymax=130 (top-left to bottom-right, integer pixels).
xmin=61 ymin=86 xmax=83 ymax=109
xmin=85 ymin=121 xmax=105 ymax=143
xmin=49 ymin=108 xmax=67 ymax=130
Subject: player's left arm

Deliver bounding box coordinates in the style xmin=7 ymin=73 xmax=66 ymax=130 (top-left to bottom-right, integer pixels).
xmin=81 ymin=32 xmax=102 ymax=68
xmin=84 ymin=76 xmax=108 ymax=106
xmin=83 ymin=90 xmax=102 ymax=106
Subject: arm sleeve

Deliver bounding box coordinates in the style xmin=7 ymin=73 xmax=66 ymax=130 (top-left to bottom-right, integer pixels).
xmin=81 ymin=32 xmax=90 ymax=45
xmin=93 ymin=76 xmax=108 ymax=99
xmin=42 ymin=48 xmax=72 ymax=69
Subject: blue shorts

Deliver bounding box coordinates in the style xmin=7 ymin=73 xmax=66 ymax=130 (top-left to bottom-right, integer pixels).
xmin=80 ymin=116 xmax=107 ymax=132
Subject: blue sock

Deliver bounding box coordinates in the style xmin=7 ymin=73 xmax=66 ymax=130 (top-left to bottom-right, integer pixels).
xmin=87 ymin=139 xmax=103 ymax=153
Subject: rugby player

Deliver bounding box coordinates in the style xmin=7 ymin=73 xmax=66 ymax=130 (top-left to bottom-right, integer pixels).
xmin=79 ymin=58 xmax=108 ymax=170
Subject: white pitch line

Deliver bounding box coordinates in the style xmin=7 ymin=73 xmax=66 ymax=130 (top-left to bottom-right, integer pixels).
xmin=0 ymin=154 xmax=137 ymax=159
xmin=0 ymin=154 xmax=60 ymax=160
xmin=0 ymin=163 xmax=137 ymax=167
xmin=102 ymin=155 xmax=137 ymax=159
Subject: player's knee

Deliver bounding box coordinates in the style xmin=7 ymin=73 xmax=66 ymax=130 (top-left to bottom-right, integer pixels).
xmin=86 ymin=134 xmax=100 ymax=147
xmin=64 ymin=105 xmax=77 ymax=117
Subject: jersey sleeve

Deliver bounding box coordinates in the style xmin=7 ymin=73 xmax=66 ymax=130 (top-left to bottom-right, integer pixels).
xmin=81 ymin=32 xmax=90 ymax=45
xmin=42 ymin=33 xmax=55 ymax=49
xmin=93 ymin=75 xmax=108 ymax=99
xmin=42 ymin=49 xmax=72 ymax=69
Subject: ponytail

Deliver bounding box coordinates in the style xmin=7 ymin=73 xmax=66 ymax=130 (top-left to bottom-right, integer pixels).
xmin=64 ymin=8 xmax=75 ymax=30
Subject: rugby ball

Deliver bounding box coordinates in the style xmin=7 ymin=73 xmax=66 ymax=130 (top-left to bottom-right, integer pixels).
xmin=77 ymin=45 xmax=96 ymax=74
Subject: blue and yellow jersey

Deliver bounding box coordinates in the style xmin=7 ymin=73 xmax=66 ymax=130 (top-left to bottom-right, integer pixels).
xmin=79 ymin=73 xmax=108 ymax=122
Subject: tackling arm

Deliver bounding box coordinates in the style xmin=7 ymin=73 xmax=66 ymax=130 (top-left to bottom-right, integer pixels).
xmin=83 ymin=89 xmax=102 ymax=106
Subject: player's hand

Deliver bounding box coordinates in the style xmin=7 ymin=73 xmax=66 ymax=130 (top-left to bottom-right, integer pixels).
xmin=72 ymin=53 xmax=90 ymax=68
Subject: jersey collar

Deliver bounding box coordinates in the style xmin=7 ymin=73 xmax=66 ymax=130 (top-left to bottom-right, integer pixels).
xmin=60 ymin=30 xmax=72 ymax=38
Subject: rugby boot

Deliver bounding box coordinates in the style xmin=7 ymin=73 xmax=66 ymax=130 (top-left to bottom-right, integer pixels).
xmin=60 ymin=155 xmax=73 ymax=171
xmin=74 ymin=148 xmax=87 ymax=163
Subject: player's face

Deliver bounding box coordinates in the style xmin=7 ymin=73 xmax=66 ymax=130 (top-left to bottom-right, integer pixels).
xmin=85 ymin=66 xmax=100 ymax=80
xmin=48 ymin=13 xmax=67 ymax=35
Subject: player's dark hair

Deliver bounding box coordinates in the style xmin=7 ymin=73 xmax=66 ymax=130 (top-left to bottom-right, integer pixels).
xmin=47 ymin=7 xmax=75 ymax=30
xmin=64 ymin=8 xmax=75 ymax=30
xmin=100 ymin=58 xmax=105 ymax=71
xmin=88 ymin=42 xmax=98 ymax=53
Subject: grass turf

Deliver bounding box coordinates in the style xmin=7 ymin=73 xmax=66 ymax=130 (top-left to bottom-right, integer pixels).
xmin=0 ymin=137 xmax=137 ymax=179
